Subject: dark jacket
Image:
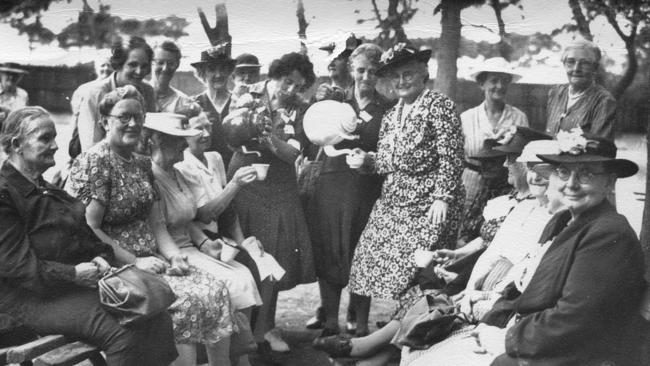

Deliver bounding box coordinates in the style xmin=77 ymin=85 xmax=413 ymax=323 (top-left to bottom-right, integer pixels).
xmin=0 ymin=162 xmax=113 ymax=331
xmin=488 ymin=201 xmax=645 ymax=366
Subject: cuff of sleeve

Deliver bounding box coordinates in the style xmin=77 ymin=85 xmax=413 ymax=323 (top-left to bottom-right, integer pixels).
xmin=433 ymin=194 xmax=455 ymax=204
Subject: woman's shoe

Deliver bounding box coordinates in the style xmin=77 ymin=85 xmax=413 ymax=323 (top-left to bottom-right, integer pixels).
xmin=313 ymin=335 xmax=353 ymax=358
xmin=306 ymin=306 xmax=326 ymax=329
xmin=263 ymin=328 xmax=290 ymax=353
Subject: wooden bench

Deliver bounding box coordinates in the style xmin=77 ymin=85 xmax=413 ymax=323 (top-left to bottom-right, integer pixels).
xmin=1 ymin=335 xmax=105 ymax=366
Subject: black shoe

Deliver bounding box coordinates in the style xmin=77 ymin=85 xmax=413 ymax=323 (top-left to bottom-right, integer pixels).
xmin=306 ymin=306 xmax=326 ymax=329
xmin=313 ymin=335 xmax=353 ymax=358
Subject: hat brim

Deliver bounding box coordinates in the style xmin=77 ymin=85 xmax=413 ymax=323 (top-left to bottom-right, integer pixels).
xmin=536 ymin=154 xmax=639 ymax=178
xmin=234 ymin=63 xmax=261 ymax=69
xmin=493 ymin=145 xmax=523 ymax=155
xmin=190 ymin=59 xmax=236 ymax=70
xmin=0 ymin=67 xmax=28 ymax=74
xmin=470 ymin=70 xmax=522 ymax=83
xmin=377 ymin=49 xmax=432 ymax=77
xmin=469 ymin=149 xmax=507 ymax=160
xmin=144 ymin=125 xmax=201 ymax=137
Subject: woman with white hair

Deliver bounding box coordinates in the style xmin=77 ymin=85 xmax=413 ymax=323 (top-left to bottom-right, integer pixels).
xmin=545 ymin=39 xmax=616 ymax=139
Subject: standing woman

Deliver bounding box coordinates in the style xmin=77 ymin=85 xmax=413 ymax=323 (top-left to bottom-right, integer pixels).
xmin=226 ymin=52 xmax=317 ymax=352
xmin=75 ymin=36 xmax=157 ymax=152
xmin=347 ymin=43 xmax=464 ymax=304
xmin=151 ymin=41 xmax=201 ymax=117
xmin=309 ymin=43 xmax=394 ymax=337
xmin=460 ymin=57 xmax=528 ymax=212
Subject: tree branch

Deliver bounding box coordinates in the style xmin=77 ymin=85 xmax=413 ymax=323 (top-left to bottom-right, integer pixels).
xmin=568 ymin=0 xmax=592 ymax=40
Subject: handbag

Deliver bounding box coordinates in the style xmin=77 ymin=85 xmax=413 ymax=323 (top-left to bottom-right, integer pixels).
xmin=393 ymin=293 xmax=467 ymax=350
xmin=297 ymin=147 xmax=324 ymax=198
xmin=98 ymin=265 xmax=177 ymax=326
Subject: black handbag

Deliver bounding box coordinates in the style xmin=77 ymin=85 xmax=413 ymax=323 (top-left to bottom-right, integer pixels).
xmin=298 ymin=147 xmax=324 ymax=198
xmin=98 ymin=265 xmax=176 ymax=326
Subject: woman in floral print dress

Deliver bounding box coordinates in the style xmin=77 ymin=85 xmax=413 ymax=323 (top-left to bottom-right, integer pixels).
xmin=66 ymin=86 xmax=234 ymax=366
xmin=347 ymin=44 xmax=464 ymax=302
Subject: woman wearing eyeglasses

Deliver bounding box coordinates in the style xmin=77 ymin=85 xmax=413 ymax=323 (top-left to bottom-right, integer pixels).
xmin=545 ymin=40 xmax=616 ymax=140
xmin=346 ymin=43 xmax=464 ymax=307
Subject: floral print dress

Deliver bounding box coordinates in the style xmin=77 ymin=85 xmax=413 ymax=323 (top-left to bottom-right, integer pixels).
xmin=66 ymin=141 xmax=234 ymax=344
xmin=347 ymin=89 xmax=465 ymax=300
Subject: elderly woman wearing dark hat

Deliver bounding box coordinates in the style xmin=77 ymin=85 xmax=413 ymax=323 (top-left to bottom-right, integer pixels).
xmin=191 ymin=45 xmax=237 ymax=166
xmin=402 ymin=129 xmax=645 ymax=366
xmin=231 ymin=53 xmax=262 ymax=104
xmin=346 ymin=43 xmax=464 ymax=308
xmin=0 ymin=63 xmax=29 ymax=123
xmin=461 ymin=57 xmax=528 ymax=215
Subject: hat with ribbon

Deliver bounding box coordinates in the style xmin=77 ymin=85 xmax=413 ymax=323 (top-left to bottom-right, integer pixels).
xmin=144 ymin=112 xmax=201 ymax=137
xmin=469 ymin=138 xmax=507 ymax=160
xmin=493 ymin=127 xmax=553 ymax=155
xmin=190 ymin=43 xmax=236 ymax=70
xmin=376 ymin=43 xmax=431 ymax=76
xmin=321 ymin=33 xmax=362 ymax=63
xmin=537 ymin=128 xmax=638 ymax=178
xmin=469 ymin=57 xmax=522 ymax=83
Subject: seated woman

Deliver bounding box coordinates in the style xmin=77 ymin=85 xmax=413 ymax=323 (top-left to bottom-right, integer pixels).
xmin=0 ymin=107 xmax=177 ymax=366
xmin=146 ymin=112 xmax=262 ymax=366
xmin=405 ymin=131 xmax=646 ymax=366
xmin=65 ymin=86 xmax=235 ymax=366
xmin=315 ymin=136 xmax=558 ymax=366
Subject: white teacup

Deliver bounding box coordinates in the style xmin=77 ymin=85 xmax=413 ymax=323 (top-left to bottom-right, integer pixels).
xmin=220 ymin=242 xmax=240 ymax=262
xmin=252 ymin=163 xmax=270 ymax=181
xmin=346 ymin=153 xmax=364 ymax=169
xmin=413 ymin=249 xmax=435 ymax=268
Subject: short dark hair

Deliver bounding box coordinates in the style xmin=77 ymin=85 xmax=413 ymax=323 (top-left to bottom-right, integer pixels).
xmin=268 ymin=52 xmax=316 ymax=89
xmin=111 ymin=36 xmax=154 ymax=70
xmin=0 ymin=106 xmax=50 ymax=154
xmin=157 ymin=40 xmax=182 ymax=61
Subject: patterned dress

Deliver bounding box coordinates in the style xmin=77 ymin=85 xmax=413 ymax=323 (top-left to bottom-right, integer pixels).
xmin=66 ymin=141 xmax=234 ymax=344
xmin=348 ymin=89 xmax=465 ymax=300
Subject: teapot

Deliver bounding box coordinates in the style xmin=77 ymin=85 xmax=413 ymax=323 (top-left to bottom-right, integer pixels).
xmin=303 ymin=100 xmax=359 ymax=146
xmin=222 ymin=106 xmax=270 ymax=149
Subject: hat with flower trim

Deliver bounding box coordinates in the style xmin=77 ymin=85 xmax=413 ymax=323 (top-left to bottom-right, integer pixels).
xmin=537 ymin=128 xmax=638 ymax=178
xmin=376 ymin=43 xmax=431 ymax=76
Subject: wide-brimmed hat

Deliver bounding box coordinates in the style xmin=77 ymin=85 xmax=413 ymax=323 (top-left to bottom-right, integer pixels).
xmin=144 ymin=112 xmax=201 ymax=137
xmin=469 ymin=57 xmax=522 ymax=83
xmin=0 ymin=62 xmax=28 ymax=75
xmin=537 ymin=128 xmax=638 ymax=178
xmin=494 ymin=127 xmax=552 ymax=155
xmin=376 ymin=43 xmax=431 ymax=76
xmin=190 ymin=43 xmax=236 ymax=70
xmin=321 ymin=33 xmax=362 ymax=63
xmin=234 ymin=53 xmax=261 ymax=69
xmin=517 ymin=140 xmax=561 ymax=163
xmin=469 ymin=138 xmax=506 ymax=160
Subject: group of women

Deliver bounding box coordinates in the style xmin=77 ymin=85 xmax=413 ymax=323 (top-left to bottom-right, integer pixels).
xmin=0 ymin=33 xmax=645 ymax=366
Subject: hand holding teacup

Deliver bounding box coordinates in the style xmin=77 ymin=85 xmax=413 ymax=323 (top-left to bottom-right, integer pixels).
xmin=346 ymin=148 xmax=367 ymax=169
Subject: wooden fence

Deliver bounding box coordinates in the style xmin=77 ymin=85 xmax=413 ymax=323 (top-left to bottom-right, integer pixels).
xmin=18 ymin=67 xmax=648 ymax=134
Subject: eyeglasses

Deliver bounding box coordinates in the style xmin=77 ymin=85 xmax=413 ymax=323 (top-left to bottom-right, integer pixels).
xmin=554 ymin=165 xmax=607 ymax=184
xmin=563 ymin=58 xmax=596 ymax=70
xmin=388 ymin=70 xmax=418 ymax=83
xmin=108 ymin=113 xmax=144 ymax=124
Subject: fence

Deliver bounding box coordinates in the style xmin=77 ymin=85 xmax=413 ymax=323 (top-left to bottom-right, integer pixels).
xmin=18 ymin=66 xmax=648 ymax=134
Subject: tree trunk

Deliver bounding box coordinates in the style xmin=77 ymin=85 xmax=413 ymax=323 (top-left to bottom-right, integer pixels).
xmin=434 ymin=0 xmax=462 ymax=99
xmin=612 ymin=41 xmax=638 ymax=100
xmin=568 ymin=0 xmax=593 ymax=41
xmin=642 ymin=92 xmax=650 ymax=282
xmin=296 ymin=0 xmax=308 ymax=54
xmin=490 ymin=0 xmax=512 ymax=60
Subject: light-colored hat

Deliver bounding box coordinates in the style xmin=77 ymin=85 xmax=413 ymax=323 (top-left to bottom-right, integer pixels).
xmin=143 ymin=112 xmax=201 ymax=137
xmin=0 ymin=62 xmax=28 ymax=75
xmin=469 ymin=57 xmax=522 ymax=83
xmin=517 ymin=140 xmax=561 ymax=163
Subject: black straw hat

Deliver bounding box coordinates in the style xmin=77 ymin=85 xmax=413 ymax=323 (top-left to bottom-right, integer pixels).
xmin=190 ymin=43 xmax=235 ymax=70
xmin=469 ymin=138 xmax=507 ymax=160
xmin=493 ymin=127 xmax=552 ymax=155
xmin=376 ymin=43 xmax=431 ymax=76
xmin=537 ymin=131 xmax=638 ymax=178
xmin=234 ymin=53 xmax=261 ymax=69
